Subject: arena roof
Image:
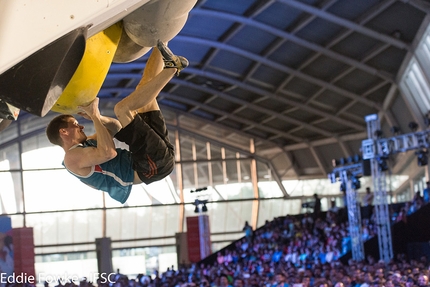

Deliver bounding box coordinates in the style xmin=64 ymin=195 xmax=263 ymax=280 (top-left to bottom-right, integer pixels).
xmin=5 ymin=0 xmax=430 ymax=184
xmin=96 ymin=0 xmax=430 ymax=181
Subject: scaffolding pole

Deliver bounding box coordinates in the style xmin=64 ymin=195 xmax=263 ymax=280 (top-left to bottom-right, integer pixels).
xmin=362 ymin=114 xmax=393 ymax=263
xmin=341 ymin=170 xmax=365 ymax=262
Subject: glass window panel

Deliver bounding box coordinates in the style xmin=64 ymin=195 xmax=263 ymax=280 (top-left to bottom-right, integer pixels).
xmin=225 ymin=159 xmax=240 ymax=184
xmin=184 ymin=201 xmax=252 ymax=234
xmin=209 ymin=143 xmax=222 ymax=160
xmin=181 ymin=163 xmax=196 ymax=188
xmin=35 ymin=252 xmax=98 ymax=281
xmin=27 ymin=211 xmax=103 ymax=247
xmin=239 ymin=159 xmax=252 ymax=182
xmin=181 ymin=161 xmax=228 ymax=191
xmin=179 ymin=134 xmax=193 ymax=161
xmin=22 ymin=146 xmax=64 ymax=169
xmin=23 ymin=170 xmax=104 ymax=212
xmin=416 ymin=28 xmax=430 ymax=80
xmin=223 ymin=148 xmax=237 ymax=159
xmin=193 ymin=138 xmax=208 ymax=161
xmin=124 ymin=185 xmax=155 ymax=206
xmin=35 ymin=246 xmax=95 ymax=259
xmin=127 ymin=177 xmax=178 ymax=206
xmin=108 ymin=208 xmax=147 ymax=245
xmin=0 ymin=171 xmax=23 ymax=213
xmin=283 ymin=179 xmax=343 ymax=198
xmin=195 ymin=162 xmax=210 ymax=188
xmin=0 ymin=121 xmax=18 ymax=145
xmin=210 ymin=233 xmax=243 ymax=243
xmin=112 ymin=238 xmax=175 ymax=250
xmin=0 ymin=143 xmax=20 ymax=170
xmin=21 ymin=134 xmax=51 ymax=156
xmin=410 ymin=63 xmax=430 ymax=108
xmin=107 ymin=205 xmax=180 ymax=243
xmin=184 ymin=186 xmax=214 ymax=203
xmin=112 ymin=250 xmax=147 ymax=276
xmin=106 ymin=209 xmax=122 ymax=239
xmin=147 ymin=205 xmax=178 ymax=239
xmin=211 ymin=242 xmax=234 ymax=254
xmin=36 ymin=245 xmax=95 ymax=255
xmin=169 ymin=164 xmax=180 ymax=199
xmin=424 ymin=35 xmax=430 ymax=54
xmin=258 ymin=181 xmax=284 ymax=198
xmin=396 ymin=188 xmax=412 ymax=203
xmin=168 ymin=131 xmax=176 ymax=147
xmin=257 ymin=160 xmax=271 ymax=181
xmin=211 ymin=161 xmax=224 ymax=185
xmin=402 ymin=60 xmax=430 ymax=115
xmin=257 ymin=199 xmax=301 ymax=226
xmin=19 ymin=115 xmax=53 ymax=136
xmin=181 ymin=162 xmax=211 ymax=191
xmin=70 ymin=210 xmax=103 ymax=243
xmin=9 ymin=214 xmax=24 ymax=229
xmin=215 ymin=182 xmax=255 ymax=200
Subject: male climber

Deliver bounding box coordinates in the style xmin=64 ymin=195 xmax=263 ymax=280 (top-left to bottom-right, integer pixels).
xmin=46 ymin=40 xmax=188 ymax=204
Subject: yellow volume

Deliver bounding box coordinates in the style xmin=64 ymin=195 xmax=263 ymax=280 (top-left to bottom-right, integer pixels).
xmin=51 ymin=22 xmax=122 ymax=114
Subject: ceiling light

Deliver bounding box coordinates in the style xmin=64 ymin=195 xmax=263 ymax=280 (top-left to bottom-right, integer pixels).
xmin=409 ymin=122 xmax=418 ymax=132
xmin=416 ymin=149 xmax=428 ymax=167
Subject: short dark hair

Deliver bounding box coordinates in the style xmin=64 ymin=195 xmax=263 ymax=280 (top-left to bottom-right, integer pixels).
xmin=46 ymin=114 xmax=74 ymax=146
xmin=234 ymin=278 xmax=245 ymax=284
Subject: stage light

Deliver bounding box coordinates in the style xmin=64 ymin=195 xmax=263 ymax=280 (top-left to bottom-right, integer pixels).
xmin=194 ymin=205 xmax=200 ymax=213
xmin=351 ymin=176 xmax=361 ymax=190
xmin=377 ymin=157 xmax=389 ymax=171
xmin=374 ymin=130 xmax=383 ymax=138
xmin=409 ymin=122 xmax=418 ymax=132
xmin=424 ymin=112 xmax=430 ymax=127
xmin=353 ymin=154 xmax=361 ymax=163
xmin=416 ymin=149 xmax=428 ymax=166
xmin=332 ymin=159 xmax=339 ymax=167
xmin=328 ymin=173 xmax=336 ymax=184
xmin=390 ymin=126 xmax=400 ymax=135
xmin=202 ymin=203 xmax=208 ymax=212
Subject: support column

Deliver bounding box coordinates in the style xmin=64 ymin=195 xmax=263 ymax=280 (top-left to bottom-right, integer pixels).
xmin=95 ymin=237 xmax=113 ymax=275
xmin=13 ymin=227 xmax=35 ymax=279
xmin=186 ymin=215 xmax=211 ymax=263
xmin=250 ymin=139 xmax=259 ymax=230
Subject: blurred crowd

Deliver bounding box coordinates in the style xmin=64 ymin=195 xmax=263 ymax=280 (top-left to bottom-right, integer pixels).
xmin=16 ymin=185 xmax=430 ymax=287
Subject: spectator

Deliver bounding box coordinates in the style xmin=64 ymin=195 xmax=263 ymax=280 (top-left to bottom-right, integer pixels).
xmin=200 ymin=277 xmax=210 ymax=287
xmin=423 ymin=181 xmax=430 ymax=204
xmin=219 ymin=274 xmax=233 ymax=287
xmin=232 ymin=278 xmax=244 ymax=287
xmin=242 ymin=221 xmax=253 ymax=241
xmin=418 ymin=275 xmax=429 ymax=287
xmin=406 ymin=277 xmax=416 ymax=287
xmin=273 ymin=272 xmax=288 ymax=287
xmin=361 ymin=272 xmax=374 ymax=287
xmin=44 ymin=199 xmax=430 ymax=287
xmin=410 ymin=191 xmax=424 ymax=214
xmin=313 ymin=193 xmax=322 ymax=221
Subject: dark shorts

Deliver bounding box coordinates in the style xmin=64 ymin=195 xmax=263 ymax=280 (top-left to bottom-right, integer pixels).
xmin=114 ymin=111 xmax=175 ymax=184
